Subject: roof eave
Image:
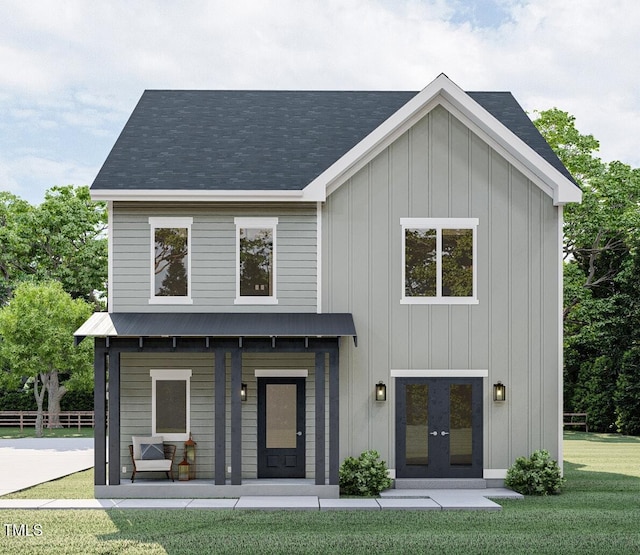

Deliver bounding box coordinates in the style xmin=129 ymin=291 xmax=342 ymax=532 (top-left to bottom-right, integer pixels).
xmin=306 ymin=73 xmax=582 ymax=206
xmin=90 ymin=188 xmax=325 ymax=203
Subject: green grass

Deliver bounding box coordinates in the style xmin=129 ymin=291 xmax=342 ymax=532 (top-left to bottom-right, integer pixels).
xmin=0 ymin=431 xmax=639 ymax=554
xmin=0 ymin=427 xmax=94 ymax=440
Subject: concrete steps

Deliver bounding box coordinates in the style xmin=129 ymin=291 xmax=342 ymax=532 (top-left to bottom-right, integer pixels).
xmin=394 ymin=478 xmax=487 ymax=490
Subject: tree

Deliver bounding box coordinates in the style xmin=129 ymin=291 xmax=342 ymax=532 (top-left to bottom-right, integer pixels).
xmin=0 ymin=186 xmax=107 ymax=307
xmin=534 ymin=109 xmax=640 ymax=432
xmin=0 ymin=281 xmax=93 ymax=435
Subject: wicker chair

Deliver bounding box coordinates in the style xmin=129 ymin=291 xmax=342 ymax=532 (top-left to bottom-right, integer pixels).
xmin=128 ymin=439 xmax=176 ymax=482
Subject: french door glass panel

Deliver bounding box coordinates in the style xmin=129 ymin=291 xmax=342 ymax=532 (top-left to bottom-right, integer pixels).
xmin=449 ymin=384 xmax=473 ymax=466
xmin=406 ymin=384 xmax=429 ymax=465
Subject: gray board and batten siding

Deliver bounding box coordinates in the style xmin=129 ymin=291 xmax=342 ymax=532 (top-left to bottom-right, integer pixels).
xmin=323 ymin=104 xmax=560 ymax=473
xmin=111 ymin=202 xmax=317 ymax=313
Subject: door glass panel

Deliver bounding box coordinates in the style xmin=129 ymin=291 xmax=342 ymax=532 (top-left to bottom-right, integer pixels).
xmin=449 ymin=384 xmax=473 ymax=466
xmin=405 ymin=384 xmax=429 ymax=465
xmin=266 ymin=384 xmax=297 ymax=448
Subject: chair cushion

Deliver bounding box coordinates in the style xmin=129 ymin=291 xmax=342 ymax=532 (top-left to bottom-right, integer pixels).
xmin=132 ymin=436 xmax=164 ymax=460
xmin=140 ymin=443 xmax=164 ymax=460
xmin=134 ymin=459 xmax=172 ymax=471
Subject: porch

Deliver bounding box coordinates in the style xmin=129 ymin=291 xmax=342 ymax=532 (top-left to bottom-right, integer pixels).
xmin=76 ymin=312 xmax=357 ymax=496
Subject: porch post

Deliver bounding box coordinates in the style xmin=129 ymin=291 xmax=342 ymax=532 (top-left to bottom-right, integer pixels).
xmin=108 ymin=350 xmax=121 ymax=485
xmin=94 ymin=341 xmax=107 ymax=486
xmin=315 ymin=352 xmax=326 ymax=485
xmin=230 ymin=348 xmax=242 ymax=485
xmin=329 ymin=346 xmax=339 ymax=485
xmin=214 ymin=348 xmax=226 ymax=485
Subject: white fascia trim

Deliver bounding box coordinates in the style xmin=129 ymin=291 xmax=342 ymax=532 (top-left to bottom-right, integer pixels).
xmin=390 ymin=369 xmax=489 ymax=378
xmin=255 ymin=369 xmax=309 ymax=377
xmin=90 ymin=189 xmax=319 ymax=203
xmin=316 ymin=202 xmax=322 ymax=314
xmin=107 ymin=201 xmax=114 ymax=313
xmin=558 ymin=205 xmax=564 ymax=473
xmin=310 ymin=73 xmax=581 ymax=206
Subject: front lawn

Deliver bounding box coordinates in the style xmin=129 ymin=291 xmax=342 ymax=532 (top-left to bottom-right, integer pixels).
xmin=0 ymin=432 xmax=639 ymax=554
xmin=0 ymin=427 xmax=94 ymax=440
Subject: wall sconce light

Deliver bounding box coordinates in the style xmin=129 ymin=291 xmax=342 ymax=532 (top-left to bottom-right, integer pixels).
xmin=241 ymin=383 xmax=248 ymax=402
xmin=493 ymin=381 xmax=506 ymax=402
xmin=375 ymin=381 xmax=387 ymax=402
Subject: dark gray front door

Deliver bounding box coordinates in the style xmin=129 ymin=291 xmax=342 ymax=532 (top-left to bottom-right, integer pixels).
xmin=396 ymin=377 xmax=483 ymax=478
xmin=258 ymin=377 xmax=306 ymax=478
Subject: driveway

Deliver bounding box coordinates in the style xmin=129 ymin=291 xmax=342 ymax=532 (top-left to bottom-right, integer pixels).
xmin=0 ymin=437 xmax=94 ymax=496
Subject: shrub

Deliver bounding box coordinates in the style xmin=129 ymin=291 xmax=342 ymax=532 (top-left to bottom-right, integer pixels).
xmin=339 ymin=450 xmax=392 ymax=496
xmin=505 ymin=449 xmax=565 ymax=495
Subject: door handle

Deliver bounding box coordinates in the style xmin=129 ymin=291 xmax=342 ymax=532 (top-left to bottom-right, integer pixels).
xmin=296 ymin=431 xmax=303 ymax=436
xmin=429 ymin=431 xmax=438 ymax=436
xmin=441 ymin=431 xmax=450 ymax=436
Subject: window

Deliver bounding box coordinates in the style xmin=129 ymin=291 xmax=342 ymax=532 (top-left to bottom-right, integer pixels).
xmin=149 ymin=217 xmax=193 ymax=304
xmin=401 ymin=218 xmax=478 ymax=304
xmin=150 ymin=369 xmax=191 ymax=441
xmin=235 ymin=217 xmax=278 ymax=304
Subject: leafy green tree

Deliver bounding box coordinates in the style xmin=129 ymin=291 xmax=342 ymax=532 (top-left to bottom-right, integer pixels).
xmin=0 ymin=282 xmax=93 ymax=435
xmin=534 ymin=110 xmax=640 ymax=432
xmin=0 ymin=186 xmax=107 ymax=307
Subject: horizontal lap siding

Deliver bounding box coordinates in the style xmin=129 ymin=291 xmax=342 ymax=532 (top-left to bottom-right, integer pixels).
xmin=120 ymin=353 xmax=215 ymax=480
xmin=324 ymin=105 xmax=560 ymax=469
xmin=120 ymin=352 xmax=328 ymax=481
xmin=111 ymin=203 xmax=317 ymax=312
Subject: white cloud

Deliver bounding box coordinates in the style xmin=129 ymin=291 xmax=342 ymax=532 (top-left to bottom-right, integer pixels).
xmin=0 ymin=0 xmax=638 ymax=204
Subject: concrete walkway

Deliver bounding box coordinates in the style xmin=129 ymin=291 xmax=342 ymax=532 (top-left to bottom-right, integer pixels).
xmin=0 ymin=489 xmax=523 ymax=511
xmin=0 ymin=437 xmax=94 ymax=496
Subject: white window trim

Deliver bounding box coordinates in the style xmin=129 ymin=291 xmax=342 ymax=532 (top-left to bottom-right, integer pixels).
xmin=150 ymin=369 xmax=192 ymax=441
xmin=401 ymin=217 xmax=479 ymax=305
xmin=234 ymin=217 xmax=278 ymax=305
xmin=148 ymin=217 xmax=193 ymax=305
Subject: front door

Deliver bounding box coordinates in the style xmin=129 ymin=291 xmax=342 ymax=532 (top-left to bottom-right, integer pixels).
xmin=396 ymin=377 xmax=483 ymax=478
xmin=257 ymin=377 xmax=306 ymax=478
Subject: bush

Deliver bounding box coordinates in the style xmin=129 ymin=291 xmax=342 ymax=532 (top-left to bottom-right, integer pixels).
xmin=505 ymin=449 xmax=565 ymax=495
xmin=339 ymin=450 xmax=392 ymax=496
xmin=615 ymin=347 xmax=640 ymax=436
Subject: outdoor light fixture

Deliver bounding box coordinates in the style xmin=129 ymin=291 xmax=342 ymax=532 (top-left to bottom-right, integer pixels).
xmin=375 ymin=381 xmax=387 ymax=402
xmin=241 ymin=383 xmax=248 ymax=402
xmin=493 ymin=381 xmax=506 ymax=402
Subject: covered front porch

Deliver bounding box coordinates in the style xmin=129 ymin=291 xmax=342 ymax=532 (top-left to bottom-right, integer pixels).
xmin=75 ymin=312 xmax=356 ymax=498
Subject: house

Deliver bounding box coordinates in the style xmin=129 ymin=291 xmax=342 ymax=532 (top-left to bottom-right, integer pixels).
xmin=75 ymin=74 xmax=581 ymax=498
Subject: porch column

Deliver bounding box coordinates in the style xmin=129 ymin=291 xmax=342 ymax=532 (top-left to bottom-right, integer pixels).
xmin=214 ymin=348 xmax=226 ymax=485
xmin=108 ymin=350 xmax=121 ymax=485
xmin=329 ymin=347 xmax=339 ymax=485
xmin=230 ymin=348 xmax=242 ymax=485
xmin=315 ymin=352 xmax=326 ymax=485
xmin=94 ymin=341 xmax=107 ymax=486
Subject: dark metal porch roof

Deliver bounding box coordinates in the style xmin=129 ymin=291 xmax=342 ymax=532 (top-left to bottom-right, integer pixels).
xmin=75 ymin=312 xmax=356 ymax=344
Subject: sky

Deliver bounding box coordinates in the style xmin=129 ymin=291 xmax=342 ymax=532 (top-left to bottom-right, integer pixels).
xmin=1 ymin=0 xmax=639 ymax=205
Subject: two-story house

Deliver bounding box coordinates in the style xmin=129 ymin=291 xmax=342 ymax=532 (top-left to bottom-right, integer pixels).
xmin=75 ymin=74 xmax=581 ymax=498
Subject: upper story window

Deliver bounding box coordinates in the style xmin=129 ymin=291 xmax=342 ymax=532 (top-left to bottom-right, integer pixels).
xmin=149 ymin=217 xmax=193 ymax=304
xmin=234 ymin=217 xmax=278 ymax=305
xmin=401 ymin=218 xmax=478 ymax=305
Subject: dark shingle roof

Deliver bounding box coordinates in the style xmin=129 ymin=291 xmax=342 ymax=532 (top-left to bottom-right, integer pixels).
xmin=467 ymin=92 xmax=575 ymax=183
xmin=91 ymin=89 xmax=575 ymax=192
